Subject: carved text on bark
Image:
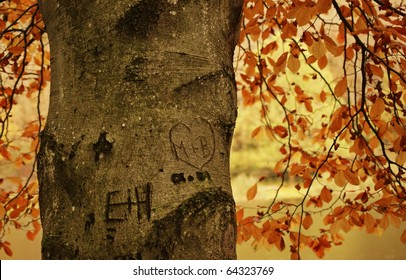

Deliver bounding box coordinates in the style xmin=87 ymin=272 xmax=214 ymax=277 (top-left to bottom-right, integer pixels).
xmin=105 ymin=183 xmax=152 ymax=223
xmin=169 ymin=118 xmax=215 ymax=169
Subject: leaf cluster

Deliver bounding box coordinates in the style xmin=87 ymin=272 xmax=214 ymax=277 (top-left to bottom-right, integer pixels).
xmin=0 ymin=0 xmax=49 ymax=256
xmin=236 ymin=0 xmax=406 ymax=259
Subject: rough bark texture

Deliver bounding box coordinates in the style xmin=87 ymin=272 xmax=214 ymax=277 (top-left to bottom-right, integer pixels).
xmin=37 ymin=0 xmax=243 ymax=259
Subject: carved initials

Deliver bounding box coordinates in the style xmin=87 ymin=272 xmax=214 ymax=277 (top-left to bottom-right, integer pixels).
xmin=169 ymin=118 xmax=215 ymax=168
xmin=105 ymin=183 xmax=152 ymax=223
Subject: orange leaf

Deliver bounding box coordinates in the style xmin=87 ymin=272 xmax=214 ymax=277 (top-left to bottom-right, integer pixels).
xmin=370 ymin=98 xmax=385 ymax=119
xmin=317 ymin=55 xmax=328 ymax=70
xmin=334 ymin=171 xmax=347 ymax=187
xmin=275 ymin=235 xmax=285 ymax=251
xmin=251 ymin=126 xmax=262 ymax=138
xmin=246 ymin=183 xmax=258 ymax=201
xmin=364 ymin=213 xmax=376 ymax=232
xmin=306 ymin=55 xmax=317 ymax=64
xmin=287 ymin=54 xmax=301 ymax=73
xmin=274 ymin=125 xmax=288 ymax=138
xmin=290 ymin=164 xmax=306 ymax=176
xmin=274 ymin=158 xmax=285 ymax=175
xmin=323 ymin=35 xmax=343 ymax=56
xmin=320 ymin=186 xmax=332 ymax=203
xmin=3 ymin=244 xmax=13 ymax=257
xmin=368 ymin=64 xmax=384 ymax=78
xmin=236 ymin=208 xmax=244 ymax=223
xmin=290 ymin=4 xmax=314 ymax=26
xmin=303 ymin=214 xmax=313 ymax=230
xmin=290 ymin=252 xmax=300 ymax=260
xmin=343 ymin=170 xmax=360 ymax=186
xmin=8 ymin=46 xmax=24 ymax=56
xmin=334 ymin=76 xmax=347 ymax=97
xmin=309 ymin=39 xmax=327 ymax=59
xmin=389 ymin=213 xmax=401 ymax=228
xmin=0 ymin=146 xmax=12 ymax=161
xmin=27 ymin=231 xmax=36 ymax=241
xmin=315 ymin=0 xmax=332 ymax=14
xmin=274 ymin=52 xmax=288 ymax=74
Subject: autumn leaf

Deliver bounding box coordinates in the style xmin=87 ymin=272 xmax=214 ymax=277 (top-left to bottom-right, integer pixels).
xmin=246 ymin=183 xmax=258 ymax=201
xmin=303 ymin=214 xmax=313 ymax=230
xmin=334 ymin=171 xmax=347 ymax=187
xmin=236 ymin=208 xmax=244 ymax=223
xmin=364 ymin=213 xmax=376 ymax=232
xmin=274 ymin=52 xmax=288 ymax=74
xmin=290 ymin=164 xmax=306 ymax=176
xmin=274 ymin=125 xmax=288 ymax=138
xmin=323 ymin=35 xmax=343 ymax=56
xmin=334 ymin=76 xmax=347 ymax=97
xmin=287 ymin=54 xmax=301 ymax=73
xmin=309 ymin=39 xmax=327 ymax=59
xmin=370 ymin=98 xmax=385 ymax=119
xmin=251 ymin=126 xmax=262 ymax=138
xmin=0 ymin=146 xmax=12 ymax=161
xmin=1 ymin=243 xmax=13 ymax=257
xmin=317 ymin=55 xmax=328 ymax=70
xmin=320 ymin=186 xmax=332 ymax=203
xmin=343 ymin=170 xmax=360 ymax=186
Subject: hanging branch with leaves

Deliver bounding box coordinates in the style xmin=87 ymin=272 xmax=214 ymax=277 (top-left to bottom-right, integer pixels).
xmin=0 ymin=0 xmax=49 ymax=257
xmin=235 ymin=0 xmax=406 ymax=259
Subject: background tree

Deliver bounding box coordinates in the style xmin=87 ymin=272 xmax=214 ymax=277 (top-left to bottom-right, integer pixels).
xmin=1 ymin=0 xmax=406 ymax=260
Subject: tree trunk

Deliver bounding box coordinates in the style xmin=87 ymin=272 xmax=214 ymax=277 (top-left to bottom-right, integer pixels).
xmin=37 ymin=0 xmax=243 ymax=259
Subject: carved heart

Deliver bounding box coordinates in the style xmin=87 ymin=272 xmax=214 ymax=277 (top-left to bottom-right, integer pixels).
xmin=169 ymin=117 xmax=215 ymax=169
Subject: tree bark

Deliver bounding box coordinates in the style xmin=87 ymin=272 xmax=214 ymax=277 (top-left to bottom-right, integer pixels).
xmin=37 ymin=0 xmax=243 ymax=259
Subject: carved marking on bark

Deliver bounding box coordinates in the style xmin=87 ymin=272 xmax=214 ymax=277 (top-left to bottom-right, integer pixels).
xmin=105 ymin=183 xmax=152 ymax=223
xmin=84 ymin=213 xmax=95 ymax=231
xmin=93 ymin=132 xmax=113 ymax=163
xmin=124 ymin=57 xmax=147 ymax=83
xmin=171 ymin=171 xmax=211 ymax=185
xmin=169 ymin=117 xmax=215 ymax=169
xmin=171 ymin=173 xmax=186 ymax=184
xmin=106 ymin=228 xmax=116 ymax=244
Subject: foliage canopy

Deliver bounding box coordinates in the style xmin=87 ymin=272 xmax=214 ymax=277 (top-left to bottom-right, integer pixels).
xmin=1 ymin=0 xmax=406 ymax=259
